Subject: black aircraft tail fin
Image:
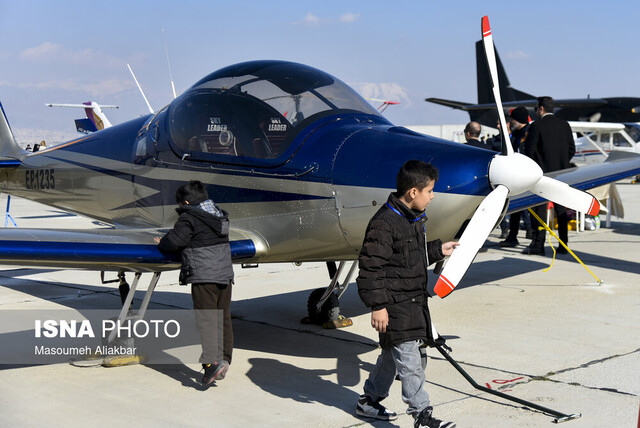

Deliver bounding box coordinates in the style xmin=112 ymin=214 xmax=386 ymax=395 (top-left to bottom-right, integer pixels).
xmin=475 ymin=40 xmax=535 ymax=104
xmin=511 ymin=88 xmax=535 ymax=101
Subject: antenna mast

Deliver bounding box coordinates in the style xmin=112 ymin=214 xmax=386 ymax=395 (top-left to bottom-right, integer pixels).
xmin=127 ymin=64 xmax=154 ymax=114
xmin=162 ymin=28 xmax=177 ymax=99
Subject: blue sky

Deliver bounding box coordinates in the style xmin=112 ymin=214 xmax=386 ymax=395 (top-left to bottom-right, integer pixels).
xmin=1 ymin=1 xmax=639 ymax=142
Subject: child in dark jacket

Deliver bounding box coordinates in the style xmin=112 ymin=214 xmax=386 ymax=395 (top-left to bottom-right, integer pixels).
xmin=155 ymin=180 xmax=234 ymax=385
xmin=356 ymin=160 xmax=458 ymax=428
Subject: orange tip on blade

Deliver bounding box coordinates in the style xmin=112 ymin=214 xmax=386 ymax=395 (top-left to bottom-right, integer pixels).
xmin=588 ymin=198 xmax=601 ymax=216
xmin=482 ymin=16 xmax=491 ymax=37
xmin=434 ymin=276 xmax=455 ymax=298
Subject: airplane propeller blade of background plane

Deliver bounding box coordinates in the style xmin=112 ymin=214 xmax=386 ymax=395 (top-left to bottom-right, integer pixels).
xmin=482 ymin=15 xmax=513 ymax=157
xmin=531 ymin=176 xmax=601 ymax=215
xmin=434 ymin=185 xmax=509 ymax=298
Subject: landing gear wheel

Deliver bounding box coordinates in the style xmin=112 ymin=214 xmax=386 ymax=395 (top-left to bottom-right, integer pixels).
xmin=300 ymin=288 xmax=353 ymax=329
xmin=305 ymin=288 xmax=339 ymax=324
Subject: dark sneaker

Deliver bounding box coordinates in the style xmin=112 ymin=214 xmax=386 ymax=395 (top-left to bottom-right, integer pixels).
xmin=414 ymin=406 xmax=456 ymax=428
xmin=556 ymin=246 xmax=568 ymax=254
xmin=355 ymin=395 xmax=398 ymax=421
xmin=522 ymin=246 xmax=545 ymax=255
xmin=202 ymin=360 xmax=229 ymax=385
xmin=499 ymin=239 xmax=519 ymax=247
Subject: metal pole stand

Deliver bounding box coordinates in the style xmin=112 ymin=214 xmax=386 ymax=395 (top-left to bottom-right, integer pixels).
xmin=436 ymin=346 xmax=581 ymax=423
xmin=4 ymin=195 xmax=17 ymax=228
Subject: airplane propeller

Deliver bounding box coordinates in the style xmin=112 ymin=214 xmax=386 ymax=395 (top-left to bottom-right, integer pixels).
xmin=433 ymin=16 xmax=601 ymax=298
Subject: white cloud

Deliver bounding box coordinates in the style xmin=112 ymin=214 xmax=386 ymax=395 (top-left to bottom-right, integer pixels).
xmin=302 ymin=12 xmax=320 ymax=26
xmin=19 ymin=41 xmax=63 ymax=60
xmin=505 ymin=50 xmax=531 ymax=59
xmin=340 ymin=13 xmax=360 ymax=23
xmin=17 ymin=78 xmax=134 ymax=97
xmin=293 ymin=12 xmax=359 ymax=26
xmin=19 ymin=42 xmax=124 ymax=68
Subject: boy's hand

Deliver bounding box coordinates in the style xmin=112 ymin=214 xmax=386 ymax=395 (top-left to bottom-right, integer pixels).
xmin=441 ymin=241 xmax=459 ymax=256
xmin=154 ymin=237 xmax=161 ymax=244
xmin=371 ymin=308 xmax=389 ymax=333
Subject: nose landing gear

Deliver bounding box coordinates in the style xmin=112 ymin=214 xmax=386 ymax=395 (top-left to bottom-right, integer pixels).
xmin=300 ymin=261 xmax=357 ymax=329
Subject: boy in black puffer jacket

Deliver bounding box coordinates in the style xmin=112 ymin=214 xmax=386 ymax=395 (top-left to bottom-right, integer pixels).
xmin=155 ymin=180 xmax=234 ymax=385
xmin=355 ymin=161 xmax=458 ymax=428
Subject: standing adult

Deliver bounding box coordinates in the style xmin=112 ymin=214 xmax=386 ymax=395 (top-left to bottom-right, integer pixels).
xmin=463 ymin=121 xmax=491 ymax=150
xmin=464 ymin=120 xmax=507 ymax=238
xmin=500 ymin=106 xmax=532 ymax=247
xmin=523 ymin=97 xmax=575 ymax=255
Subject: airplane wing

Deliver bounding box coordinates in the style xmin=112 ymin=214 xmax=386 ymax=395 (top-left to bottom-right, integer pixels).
xmin=0 ymin=159 xmax=21 ymax=167
xmin=427 ymin=98 xmax=611 ymax=112
xmin=0 ymin=226 xmax=264 ymax=272
xmin=568 ymin=121 xmax=625 ymax=133
xmin=425 ymin=97 xmax=475 ymax=110
xmin=507 ymin=151 xmax=640 ymax=213
xmin=45 ymin=103 xmax=119 ymax=109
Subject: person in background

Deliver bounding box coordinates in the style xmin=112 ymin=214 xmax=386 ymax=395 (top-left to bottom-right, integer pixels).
xmin=523 ymin=97 xmax=575 ymax=255
xmin=155 ymin=180 xmax=235 ymax=385
xmin=500 ymin=106 xmax=533 ymax=247
xmin=463 ymin=121 xmax=490 ymax=150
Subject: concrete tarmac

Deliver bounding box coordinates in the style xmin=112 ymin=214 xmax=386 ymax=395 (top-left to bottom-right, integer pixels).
xmin=0 ymin=182 xmax=639 ymax=427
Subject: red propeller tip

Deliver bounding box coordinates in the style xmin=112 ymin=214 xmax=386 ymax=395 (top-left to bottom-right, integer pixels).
xmin=434 ymin=276 xmax=455 ymax=298
xmin=482 ymin=16 xmax=491 ymax=37
xmin=588 ymin=198 xmax=601 ymax=216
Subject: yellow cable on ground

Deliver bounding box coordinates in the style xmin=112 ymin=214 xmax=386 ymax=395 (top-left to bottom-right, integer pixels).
xmin=527 ymin=208 xmax=604 ymax=285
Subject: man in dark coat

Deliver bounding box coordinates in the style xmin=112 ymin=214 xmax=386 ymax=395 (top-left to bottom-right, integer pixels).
xmin=523 ymin=97 xmax=576 ymax=255
xmin=355 ymin=160 xmax=458 ymax=428
xmin=500 ymin=106 xmax=532 ymax=247
xmin=463 ymin=121 xmax=491 ymax=150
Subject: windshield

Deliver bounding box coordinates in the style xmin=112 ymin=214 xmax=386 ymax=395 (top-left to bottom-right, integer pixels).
xmin=190 ymin=60 xmax=380 ymax=125
xmin=168 ymin=61 xmax=381 ymax=163
xmin=624 ymin=124 xmax=640 ymax=143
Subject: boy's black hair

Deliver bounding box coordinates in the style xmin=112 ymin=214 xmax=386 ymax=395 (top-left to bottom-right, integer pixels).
xmin=396 ymin=160 xmax=438 ymax=195
xmin=175 ymin=180 xmax=209 ymax=205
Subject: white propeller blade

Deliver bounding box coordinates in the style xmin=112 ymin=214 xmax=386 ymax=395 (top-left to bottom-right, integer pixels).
xmin=482 ymin=16 xmax=513 ymax=157
xmin=433 ymin=16 xmax=602 ymax=299
xmin=434 ymin=185 xmax=509 ymax=298
xmin=531 ymin=176 xmax=601 ymax=215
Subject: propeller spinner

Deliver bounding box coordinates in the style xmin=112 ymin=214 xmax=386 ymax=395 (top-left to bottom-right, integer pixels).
xmin=433 ymin=16 xmax=600 ymax=298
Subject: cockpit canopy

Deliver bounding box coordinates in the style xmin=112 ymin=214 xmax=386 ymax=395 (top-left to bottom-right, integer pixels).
xmin=168 ymin=60 xmax=381 ymax=164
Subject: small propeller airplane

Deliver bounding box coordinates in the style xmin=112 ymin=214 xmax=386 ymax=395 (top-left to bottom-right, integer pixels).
xmin=46 ymin=101 xmax=119 ymax=134
xmin=427 ymin=38 xmax=640 ymax=126
xmin=1 ymin=17 xmax=639 ymax=322
xmin=570 ymin=121 xmax=640 ymax=164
